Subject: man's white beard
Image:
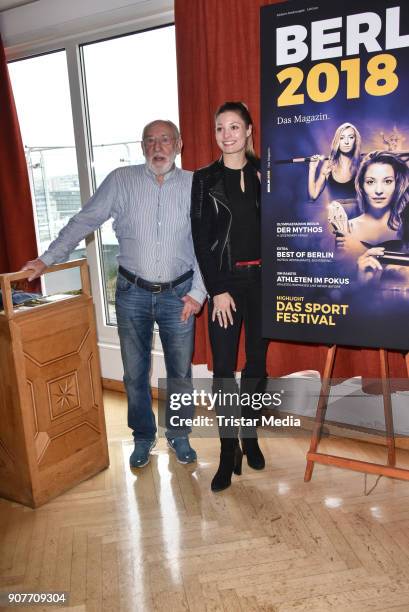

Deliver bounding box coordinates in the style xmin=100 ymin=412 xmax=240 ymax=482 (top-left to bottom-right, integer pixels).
xmin=148 ymin=156 xmax=176 ymax=177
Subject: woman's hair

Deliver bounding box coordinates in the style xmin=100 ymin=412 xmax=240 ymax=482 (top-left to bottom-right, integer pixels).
xmin=214 ymin=101 xmax=257 ymax=160
xmin=329 ymin=122 xmax=362 ymax=172
xmin=355 ymin=150 xmax=409 ymax=232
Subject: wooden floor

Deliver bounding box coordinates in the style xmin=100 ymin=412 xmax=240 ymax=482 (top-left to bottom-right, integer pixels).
xmin=2 ymin=390 xmax=409 ymax=611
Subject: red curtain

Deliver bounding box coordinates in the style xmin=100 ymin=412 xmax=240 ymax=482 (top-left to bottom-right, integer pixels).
xmin=0 ymin=35 xmax=38 ymax=276
xmin=175 ymin=0 xmax=408 ymax=379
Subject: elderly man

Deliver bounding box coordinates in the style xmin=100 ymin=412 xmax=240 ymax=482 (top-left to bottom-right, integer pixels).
xmin=23 ymin=120 xmax=206 ymax=468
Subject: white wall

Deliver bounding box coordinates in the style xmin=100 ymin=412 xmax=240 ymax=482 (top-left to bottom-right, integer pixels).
xmin=1 ymin=0 xmax=173 ymax=56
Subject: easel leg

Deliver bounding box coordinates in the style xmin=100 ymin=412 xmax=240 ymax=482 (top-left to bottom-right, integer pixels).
xmin=379 ymin=349 xmax=395 ymax=466
xmin=304 ymin=345 xmax=337 ymax=482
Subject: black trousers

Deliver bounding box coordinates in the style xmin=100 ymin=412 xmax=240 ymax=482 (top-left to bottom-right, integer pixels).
xmin=208 ymin=268 xmax=269 ymax=437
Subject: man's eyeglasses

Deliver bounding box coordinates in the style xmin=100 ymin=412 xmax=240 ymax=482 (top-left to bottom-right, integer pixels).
xmin=143 ymin=135 xmax=176 ymax=147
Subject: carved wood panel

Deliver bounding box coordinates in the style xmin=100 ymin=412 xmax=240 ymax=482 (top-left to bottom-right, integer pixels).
xmin=20 ymin=304 xmax=104 ymax=470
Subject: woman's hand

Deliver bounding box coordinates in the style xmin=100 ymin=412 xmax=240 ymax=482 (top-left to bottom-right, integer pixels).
xmin=212 ymin=292 xmax=236 ymax=328
xmin=335 ymin=233 xmax=367 ymax=258
xmin=357 ymin=247 xmax=384 ymax=283
xmin=308 ymin=154 xmax=322 ymax=169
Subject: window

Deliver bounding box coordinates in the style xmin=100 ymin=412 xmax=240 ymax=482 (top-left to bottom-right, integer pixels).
xmin=81 ymin=25 xmax=179 ymax=324
xmin=9 ymin=51 xmax=84 ymax=293
xmin=7 ymin=22 xmax=179 ymax=380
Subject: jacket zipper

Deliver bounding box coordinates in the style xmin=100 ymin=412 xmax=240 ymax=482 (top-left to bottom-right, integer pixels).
xmin=210 ymin=194 xmax=232 ymax=270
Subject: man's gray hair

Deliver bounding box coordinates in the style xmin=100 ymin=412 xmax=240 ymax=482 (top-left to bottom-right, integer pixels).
xmin=142 ymin=120 xmax=180 ymax=141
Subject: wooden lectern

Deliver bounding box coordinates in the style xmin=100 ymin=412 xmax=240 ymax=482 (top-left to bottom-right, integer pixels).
xmin=0 ymin=260 xmax=109 ymax=508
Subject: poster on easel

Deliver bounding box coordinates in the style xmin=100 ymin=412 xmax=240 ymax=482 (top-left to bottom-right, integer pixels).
xmin=261 ymin=0 xmax=409 ymax=350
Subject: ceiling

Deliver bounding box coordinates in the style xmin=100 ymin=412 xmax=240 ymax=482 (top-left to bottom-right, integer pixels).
xmin=0 ymin=0 xmax=40 ymax=12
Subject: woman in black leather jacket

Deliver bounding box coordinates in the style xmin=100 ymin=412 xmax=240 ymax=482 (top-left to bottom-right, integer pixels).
xmin=191 ymin=101 xmax=269 ymax=492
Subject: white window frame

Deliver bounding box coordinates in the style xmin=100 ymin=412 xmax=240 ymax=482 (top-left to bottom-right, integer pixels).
xmin=4 ymin=5 xmax=176 ymax=381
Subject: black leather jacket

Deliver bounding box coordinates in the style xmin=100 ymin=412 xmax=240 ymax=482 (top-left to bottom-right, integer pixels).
xmin=191 ymin=156 xmax=260 ymax=297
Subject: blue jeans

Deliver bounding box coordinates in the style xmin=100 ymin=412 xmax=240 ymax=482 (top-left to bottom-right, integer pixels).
xmin=115 ymin=272 xmax=195 ymax=440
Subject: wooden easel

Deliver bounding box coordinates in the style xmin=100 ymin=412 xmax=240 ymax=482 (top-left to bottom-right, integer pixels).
xmin=304 ymin=345 xmax=409 ymax=482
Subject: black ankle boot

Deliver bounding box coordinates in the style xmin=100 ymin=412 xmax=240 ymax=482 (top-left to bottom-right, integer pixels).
xmin=241 ymin=437 xmax=265 ymax=470
xmin=211 ymin=440 xmax=243 ymax=492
